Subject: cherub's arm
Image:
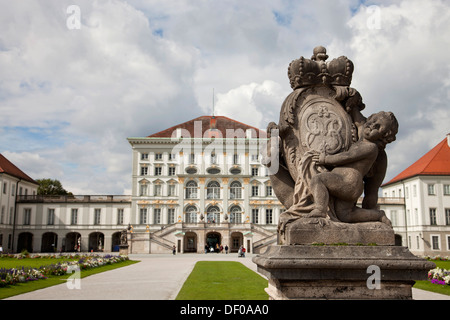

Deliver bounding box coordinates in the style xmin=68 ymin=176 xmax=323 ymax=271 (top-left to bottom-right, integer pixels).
xmin=315 ymin=142 xmax=377 ymax=167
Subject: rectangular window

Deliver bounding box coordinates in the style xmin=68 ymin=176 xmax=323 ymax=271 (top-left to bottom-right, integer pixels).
xmin=71 ymin=209 xmax=78 ymax=225
xmin=266 ymin=209 xmax=273 ymax=224
xmin=252 ymin=209 xmax=259 ymax=224
xmin=428 ymin=184 xmax=435 ymax=195
xmin=154 ymin=185 xmax=162 ymax=196
xmin=430 ymin=208 xmax=437 ymax=225
xmin=233 ymin=154 xmax=239 ymax=165
xmin=432 ymin=236 xmax=440 ymax=250
xmin=168 ymin=167 xmax=176 ymax=176
xmin=444 ymin=184 xmax=450 ymax=195
xmin=168 ymin=153 xmax=176 ymax=161
xmin=251 ymin=185 xmax=259 ymax=197
xmin=117 ymin=209 xmax=124 ymax=225
xmin=154 ymin=167 xmax=162 ymax=176
xmin=23 ymin=208 xmax=31 ymax=225
xmin=47 ymin=208 xmax=55 ymax=225
xmin=251 ymin=167 xmax=259 ymax=176
xmin=3 ymin=182 xmax=7 ymax=194
xmin=141 ymin=153 xmax=149 ymax=160
xmin=390 ymin=210 xmax=397 ymax=226
xmin=168 ymin=184 xmax=176 ymax=196
xmin=154 ymin=208 xmax=161 ymax=224
xmin=266 ymin=185 xmax=273 ymax=196
xmin=140 ymin=184 xmax=147 ymax=196
xmin=140 ymin=166 xmax=148 ymax=176
xmin=94 ymin=208 xmax=101 ymax=225
xmin=189 ymin=153 xmax=195 ymax=164
xmin=413 ymin=185 xmax=417 ymax=197
xmin=140 ymin=208 xmax=147 ymax=224
xmin=168 ymin=208 xmax=175 ymax=224
xmin=155 ymin=153 xmax=162 ymax=161
xmin=446 ymin=208 xmax=450 ymax=225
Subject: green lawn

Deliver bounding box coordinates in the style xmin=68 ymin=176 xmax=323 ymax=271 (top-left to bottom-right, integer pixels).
xmin=176 ymin=261 xmax=268 ymax=300
xmin=0 ymin=256 xmax=139 ymax=299
xmin=413 ymin=259 xmax=450 ymax=296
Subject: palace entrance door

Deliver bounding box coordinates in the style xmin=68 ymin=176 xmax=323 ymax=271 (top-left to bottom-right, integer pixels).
xmin=205 ymin=232 xmax=221 ymax=252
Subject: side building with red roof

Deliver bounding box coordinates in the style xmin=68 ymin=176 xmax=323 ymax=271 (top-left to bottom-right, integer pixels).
xmin=381 ymin=134 xmax=450 ymax=257
xmin=0 ymin=154 xmax=39 ymax=253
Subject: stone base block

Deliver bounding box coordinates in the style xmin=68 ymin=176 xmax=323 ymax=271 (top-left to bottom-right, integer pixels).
xmin=284 ymin=217 xmax=395 ymax=246
xmin=266 ymin=279 xmax=414 ymax=300
xmin=253 ymin=245 xmax=435 ymax=300
xmin=119 ymin=244 xmax=129 ymax=256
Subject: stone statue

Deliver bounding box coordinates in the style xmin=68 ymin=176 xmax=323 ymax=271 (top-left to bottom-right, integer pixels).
xmin=264 ymin=46 xmax=399 ymax=243
xmin=120 ymin=229 xmax=128 ymax=245
xmin=254 ymin=46 xmax=435 ymax=301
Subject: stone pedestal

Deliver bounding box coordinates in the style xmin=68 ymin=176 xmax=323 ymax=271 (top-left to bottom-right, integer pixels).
xmin=253 ymin=245 xmax=435 ymax=300
xmin=119 ymin=244 xmax=129 ymax=256
xmin=283 ymin=218 xmax=395 ymax=246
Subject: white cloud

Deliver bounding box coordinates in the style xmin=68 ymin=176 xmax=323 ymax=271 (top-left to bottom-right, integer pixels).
xmin=215 ymin=80 xmax=288 ymax=130
xmin=0 ymin=0 xmax=449 ymax=193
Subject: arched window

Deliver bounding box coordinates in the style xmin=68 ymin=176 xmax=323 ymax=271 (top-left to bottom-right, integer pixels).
xmin=207 ymin=206 xmax=220 ymax=224
xmin=229 ymin=181 xmax=242 ymax=199
xmin=229 ymin=205 xmax=242 ymax=224
xmin=185 ymin=205 xmax=197 ymax=223
xmin=206 ymin=181 xmax=220 ymax=199
xmin=185 ymin=181 xmax=198 ymax=199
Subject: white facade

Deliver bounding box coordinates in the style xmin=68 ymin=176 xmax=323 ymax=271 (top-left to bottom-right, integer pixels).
xmin=126 ymin=131 xmax=282 ymax=254
xmin=381 ymin=176 xmax=450 ymax=256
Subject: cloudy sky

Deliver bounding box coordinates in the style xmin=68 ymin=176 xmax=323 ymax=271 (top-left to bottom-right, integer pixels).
xmin=0 ymin=0 xmax=449 ymax=195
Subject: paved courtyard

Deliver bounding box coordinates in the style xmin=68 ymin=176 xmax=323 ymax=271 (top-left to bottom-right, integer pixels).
xmin=5 ymin=253 xmax=450 ymax=300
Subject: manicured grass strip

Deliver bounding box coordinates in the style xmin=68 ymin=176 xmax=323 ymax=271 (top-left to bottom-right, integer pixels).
xmin=176 ymin=261 xmax=268 ymax=300
xmin=0 ymin=259 xmax=139 ymax=299
xmin=414 ymin=280 xmax=450 ymax=296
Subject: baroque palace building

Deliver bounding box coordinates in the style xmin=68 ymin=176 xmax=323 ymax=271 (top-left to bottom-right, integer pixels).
xmin=1 ymin=115 xmax=449 ymax=257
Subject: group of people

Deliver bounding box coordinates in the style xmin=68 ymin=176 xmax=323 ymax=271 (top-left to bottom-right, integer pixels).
xmin=171 ymin=243 xmax=247 ymax=256
xmin=205 ymin=243 xmax=228 ymax=254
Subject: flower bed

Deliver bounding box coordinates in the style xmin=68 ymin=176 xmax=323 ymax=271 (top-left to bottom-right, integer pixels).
xmin=428 ymin=267 xmax=450 ymax=286
xmin=0 ymin=254 xmax=129 ymax=288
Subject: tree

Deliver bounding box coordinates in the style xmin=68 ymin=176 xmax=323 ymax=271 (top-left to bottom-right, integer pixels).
xmin=36 ymin=178 xmax=72 ymax=195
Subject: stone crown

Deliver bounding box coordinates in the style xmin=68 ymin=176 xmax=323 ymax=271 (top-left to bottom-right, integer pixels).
xmin=288 ymin=46 xmax=354 ymax=90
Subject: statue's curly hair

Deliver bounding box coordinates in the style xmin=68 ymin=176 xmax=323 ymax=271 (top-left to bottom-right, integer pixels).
xmin=366 ymin=111 xmax=399 ymax=144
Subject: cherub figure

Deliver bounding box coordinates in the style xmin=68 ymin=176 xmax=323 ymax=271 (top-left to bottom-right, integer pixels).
xmin=309 ymin=111 xmax=398 ymax=224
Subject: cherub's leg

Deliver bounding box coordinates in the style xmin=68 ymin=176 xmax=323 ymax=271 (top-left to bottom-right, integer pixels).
xmin=309 ymin=172 xmax=342 ymax=218
xmin=335 ymin=200 xmax=392 ymax=226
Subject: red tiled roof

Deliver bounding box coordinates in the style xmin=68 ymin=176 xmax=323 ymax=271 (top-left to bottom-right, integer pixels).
xmin=0 ymin=154 xmax=38 ymax=185
xmin=147 ymin=115 xmax=263 ymax=138
xmin=382 ymin=136 xmax=450 ymax=186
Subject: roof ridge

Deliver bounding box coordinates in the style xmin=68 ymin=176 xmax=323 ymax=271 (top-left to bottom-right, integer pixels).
xmin=147 ymin=115 xmax=262 ymax=138
xmin=382 ymin=136 xmax=450 ymax=186
xmin=0 ymin=154 xmax=38 ymax=184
